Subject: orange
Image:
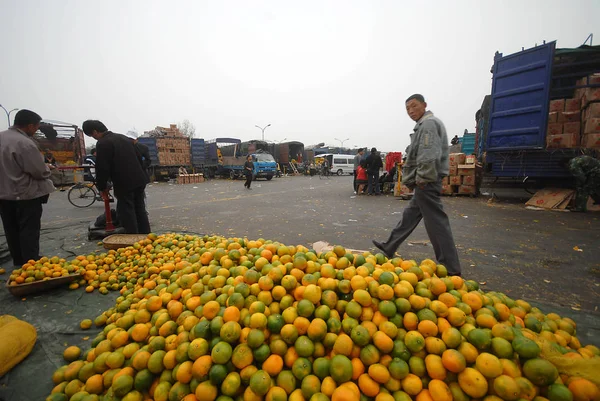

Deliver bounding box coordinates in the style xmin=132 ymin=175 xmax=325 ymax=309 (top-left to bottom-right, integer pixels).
xmin=424 ymin=354 xmax=447 ymax=380
xmin=429 ymin=379 xmax=453 ymax=401
xmin=401 ymin=373 xmax=423 ymax=396
xmin=493 ymin=375 xmax=521 ymax=401
xmin=262 ymin=354 xmax=284 ymax=376
xmin=458 ymin=367 xmax=488 ymax=398
xmin=475 ymin=353 xmax=503 ymax=379
xmin=418 ymin=320 xmax=439 ymax=338
xmin=367 ymin=363 xmax=390 ymax=384
xmin=441 ymin=349 xmax=467 ymax=373
xmin=568 ymin=378 xmax=599 ymax=401
xmin=358 ymin=373 xmax=380 ymax=397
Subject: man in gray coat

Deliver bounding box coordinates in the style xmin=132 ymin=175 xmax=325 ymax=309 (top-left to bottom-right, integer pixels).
xmin=0 ymin=110 xmax=55 ymax=267
xmin=353 ymin=148 xmax=364 ymax=193
xmin=372 ymin=94 xmax=461 ymax=275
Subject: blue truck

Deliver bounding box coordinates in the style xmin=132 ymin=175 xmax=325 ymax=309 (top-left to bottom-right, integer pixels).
xmin=205 ymin=138 xmax=277 ymax=180
xmin=479 ymin=40 xmax=600 ymax=187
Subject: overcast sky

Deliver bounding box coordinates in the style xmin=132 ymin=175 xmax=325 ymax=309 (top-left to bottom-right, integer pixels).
xmin=1 ymin=0 xmax=598 ymax=151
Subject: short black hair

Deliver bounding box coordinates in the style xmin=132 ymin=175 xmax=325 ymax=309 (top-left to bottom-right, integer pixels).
xmin=14 ymin=109 xmax=42 ymax=126
xmin=406 ymin=94 xmax=426 ymax=104
xmin=82 ymin=120 xmax=108 ymax=136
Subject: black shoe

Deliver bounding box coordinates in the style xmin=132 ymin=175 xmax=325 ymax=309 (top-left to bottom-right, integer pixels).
xmin=372 ymin=240 xmax=394 ymax=259
xmin=248 ymin=188 xmax=252 ymax=190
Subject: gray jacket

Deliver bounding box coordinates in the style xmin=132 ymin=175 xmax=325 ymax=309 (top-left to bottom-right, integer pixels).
xmin=0 ymin=127 xmax=54 ymax=200
xmin=402 ymin=111 xmax=449 ymax=188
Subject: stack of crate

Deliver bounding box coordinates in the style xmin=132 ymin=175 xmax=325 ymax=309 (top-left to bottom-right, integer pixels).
xmin=442 ymin=153 xmax=479 ymax=196
xmin=177 ymin=174 xmax=204 ymax=185
xmin=157 ymin=136 xmax=191 ymax=166
xmin=546 ymin=73 xmax=600 ymax=149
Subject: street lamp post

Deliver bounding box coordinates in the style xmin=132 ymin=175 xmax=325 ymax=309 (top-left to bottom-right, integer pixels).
xmin=0 ymin=104 xmax=19 ymax=127
xmin=255 ymin=124 xmax=271 ymax=141
xmin=334 ymin=137 xmax=350 ymax=149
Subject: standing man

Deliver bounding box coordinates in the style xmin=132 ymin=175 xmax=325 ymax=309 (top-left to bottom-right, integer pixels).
xmin=568 ymin=155 xmax=600 ymax=212
xmin=353 ymin=148 xmax=364 ymax=193
xmin=0 ymin=110 xmax=55 ymax=267
xmin=82 ymin=120 xmax=151 ymax=234
xmin=44 ymin=149 xmax=57 ymax=167
xmin=372 ymin=94 xmax=461 ymax=276
xmin=365 ymin=147 xmax=383 ymax=195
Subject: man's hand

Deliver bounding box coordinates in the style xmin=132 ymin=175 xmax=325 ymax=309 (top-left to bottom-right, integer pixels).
xmin=46 ymin=163 xmax=56 ymax=170
xmin=100 ymin=190 xmax=111 ymax=202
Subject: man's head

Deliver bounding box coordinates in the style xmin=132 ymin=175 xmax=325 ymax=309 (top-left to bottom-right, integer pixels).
xmin=247 ymin=155 xmax=252 ymax=161
xmin=82 ymin=120 xmax=108 ymax=140
xmin=371 ymin=147 xmax=377 ymax=154
xmin=358 ymin=148 xmax=364 ymax=155
xmin=405 ymin=94 xmax=427 ymax=122
xmin=13 ymin=109 xmax=42 ymax=136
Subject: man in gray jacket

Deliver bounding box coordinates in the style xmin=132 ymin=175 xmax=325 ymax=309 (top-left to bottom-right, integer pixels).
xmin=372 ymin=94 xmax=461 ymax=275
xmin=0 ymin=110 xmax=55 ymax=267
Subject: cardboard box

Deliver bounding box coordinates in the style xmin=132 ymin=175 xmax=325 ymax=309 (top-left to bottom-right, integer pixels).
xmin=449 ymin=165 xmax=458 ymax=176
xmin=526 ymin=188 xmax=575 ymax=209
xmin=465 ymin=155 xmax=476 ymax=164
xmin=546 ymin=133 xmax=579 ymax=149
xmin=557 ymin=111 xmax=581 ymax=123
xmin=457 ymin=165 xmax=476 ymax=176
xmin=549 ymin=99 xmax=565 ymax=113
xmin=547 ymin=123 xmax=563 ymax=136
xmin=441 ymin=184 xmax=454 ymax=195
xmin=582 ymin=134 xmax=600 ymax=148
xmin=584 ymin=103 xmax=600 ymax=119
xmin=565 ymin=98 xmax=581 ymax=112
xmin=458 ymin=185 xmax=476 ymax=195
xmin=449 ymin=176 xmax=462 ymax=185
xmin=584 ymin=88 xmax=600 ymax=105
xmin=548 ymin=112 xmax=558 ymax=123
xmin=449 ymin=153 xmax=466 ymax=165
xmin=563 ymin=122 xmax=581 ymax=135
xmin=462 ymin=175 xmax=476 ymax=186
xmin=584 ymin=118 xmax=600 ymax=134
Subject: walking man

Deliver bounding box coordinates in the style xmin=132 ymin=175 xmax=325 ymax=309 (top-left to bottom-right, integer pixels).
xmin=82 ymin=120 xmax=151 ymax=234
xmin=372 ymin=94 xmax=461 ymax=275
xmin=244 ymin=155 xmax=254 ymax=189
xmin=365 ymin=147 xmax=383 ymax=195
xmin=353 ymin=148 xmax=364 ymax=193
xmin=568 ymin=155 xmax=600 ymax=212
xmin=0 ymin=110 xmax=55 ymax=267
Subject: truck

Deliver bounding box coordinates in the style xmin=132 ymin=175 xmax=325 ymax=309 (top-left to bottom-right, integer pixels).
xmin=479 ymin=40 xmax=600 ymax=188
xmin=137 ymin=125 xmax=192 ymax=181
xmin=205 ymin=138 xmax=277 ymax=180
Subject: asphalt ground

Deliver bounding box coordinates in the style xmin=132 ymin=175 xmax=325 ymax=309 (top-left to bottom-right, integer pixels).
xmin=0 ymin=175 xmax=599 ymax=400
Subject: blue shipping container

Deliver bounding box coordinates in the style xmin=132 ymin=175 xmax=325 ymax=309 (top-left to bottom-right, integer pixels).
xmin=487 ymin=42 xmax=556 ymax=151
xmin=136 ymin=137 xmax=159 ymax=166
xmin=191 ymin=138 xmax=205 ymax=166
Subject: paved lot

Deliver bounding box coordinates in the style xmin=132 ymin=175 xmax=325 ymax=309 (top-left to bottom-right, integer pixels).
xmin=1 ymin=175 xmax=599 ymax=400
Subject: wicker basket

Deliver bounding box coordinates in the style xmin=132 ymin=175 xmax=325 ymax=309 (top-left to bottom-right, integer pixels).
xmin=6 ymin=274 xmax=82 ymax=297
xmin=102 ymin=234 xmax=148 ymax=250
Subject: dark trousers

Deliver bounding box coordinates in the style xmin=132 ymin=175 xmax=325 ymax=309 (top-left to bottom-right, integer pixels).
xmin=244 ymin=174 xmax=252 ymax=188
xmin=380 ymin=181 xmax=461 ymax=275
xmin=353 ymin=170 xmax=358 ymax=191
xmin=367 ymin=171 xmax=380 ymax=194
xmin=0 ymin=197 xmax=45 ymax=266
xmin=116 ymin=186 xmax=151 ymax=234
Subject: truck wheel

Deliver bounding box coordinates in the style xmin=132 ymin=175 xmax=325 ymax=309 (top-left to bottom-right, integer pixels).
xmin=266 ymin=175 xmax=273 ymax=181
xmin=337 ymin=169 xmax=343 ymax=176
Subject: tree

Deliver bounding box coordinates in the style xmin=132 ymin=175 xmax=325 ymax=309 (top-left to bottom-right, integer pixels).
xmin=178 ymin=119 xmax=196 ymax=138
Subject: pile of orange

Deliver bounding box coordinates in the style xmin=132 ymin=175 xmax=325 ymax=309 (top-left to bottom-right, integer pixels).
xmin=46 ymin=234 xmax=600 ymax=401
xmin=8 ymin=256 xmax=80 ymax=287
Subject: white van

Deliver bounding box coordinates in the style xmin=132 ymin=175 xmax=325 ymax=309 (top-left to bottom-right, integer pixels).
xmin=316 ymin=153 xmax=355 ymax=175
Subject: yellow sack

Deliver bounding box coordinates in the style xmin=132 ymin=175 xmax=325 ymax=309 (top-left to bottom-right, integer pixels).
xmin=0 ymin=315 xmax=37 ymax=377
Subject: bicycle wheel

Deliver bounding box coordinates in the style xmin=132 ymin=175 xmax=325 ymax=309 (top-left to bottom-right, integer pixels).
xmin=68 ymin=184 xmax=97 ymax=208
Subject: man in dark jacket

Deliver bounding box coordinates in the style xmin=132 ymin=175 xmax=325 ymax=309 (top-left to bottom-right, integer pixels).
xmin=82 ymin=120 xmax=150 ymax=234
xmin=372 ymin=94 xmax=461 ymax=276
xmin=134 ymin=139 xmax=152 ymax=170
xmin=568 ymin=155 xmax=600 ymax=212
xmin=365 ymin=147 xmax=383 ymax=195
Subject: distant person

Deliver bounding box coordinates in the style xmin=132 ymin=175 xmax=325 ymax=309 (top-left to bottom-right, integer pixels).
xmin=355 ymin=160 xmax=368 ymax=195
xmin=568 ymin=155 xmax=600 ymax=212
xmin=0 ymin=110 xmax=54 ymax=267
xmin=244 ymin=155 xmax=254 ymax=189
xmin=373 ymin=94 xmax=461 ymax=276
xmin=84 ymin=148 xmax=97 ymax=181
xmin=322 ymin=158 xmax=330 ymax=176
xmin=353 ymin=148 xmax=364 ymax=193
xmin=44 ymin=149 xmax=57 ymax=166
xmin=451 ymin=135 xmax=459 ymax=145
xmin=365 ymin=147 xmax=383 ymax=195
xmin=82 ymin=120 xmax=151 ymax=234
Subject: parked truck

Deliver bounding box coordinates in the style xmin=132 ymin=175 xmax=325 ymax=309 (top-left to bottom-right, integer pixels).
xmin=205 ymin=138 xmax=277 ymax=180
xmin=479 ymin=40 xmax=600 ymax=188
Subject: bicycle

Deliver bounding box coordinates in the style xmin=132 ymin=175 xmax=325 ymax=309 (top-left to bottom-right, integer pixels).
xmin=67 ymin=181 xmax=113 ymax=208
xmin=318 ymin=167 xmax=331 ymax=180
